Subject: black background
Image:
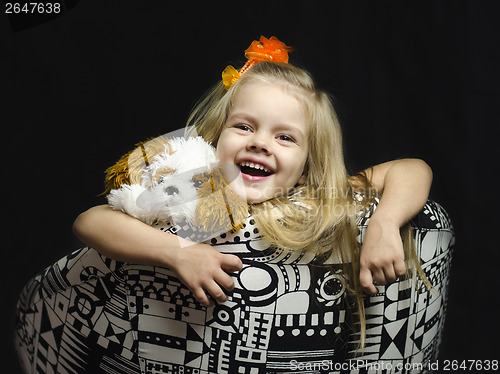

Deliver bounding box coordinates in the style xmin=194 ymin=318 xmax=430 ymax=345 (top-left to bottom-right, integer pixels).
xmin=2 ymin=1 xmax=499 ymax=372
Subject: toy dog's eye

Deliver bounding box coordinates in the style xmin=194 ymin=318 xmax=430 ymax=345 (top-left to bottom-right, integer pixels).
xmin=165 ymin=186 xmax=179 ymax=195
xmin=193 ymin=179 xmax=203 ymax=188
xmin=158 ymin=176 xmax=165 ymax=184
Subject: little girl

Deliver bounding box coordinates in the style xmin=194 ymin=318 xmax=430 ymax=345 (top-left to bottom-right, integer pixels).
xmin=17 ymin=37 xmax=449 ymax=373
xmin=74 ymin=59 xmax=432 ymax=307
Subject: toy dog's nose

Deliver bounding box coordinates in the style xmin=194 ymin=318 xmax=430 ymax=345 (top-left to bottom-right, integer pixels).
xmin=165 ymin=186 xmax=179 ymax=195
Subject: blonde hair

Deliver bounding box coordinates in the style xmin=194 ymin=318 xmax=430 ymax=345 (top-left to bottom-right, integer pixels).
xmin=186 ymin=61 xmax=426 ymax=350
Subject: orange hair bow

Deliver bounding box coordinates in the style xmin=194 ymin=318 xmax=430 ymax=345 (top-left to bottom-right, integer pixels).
xmin=222 ymin=36 xmax=293 ymax=90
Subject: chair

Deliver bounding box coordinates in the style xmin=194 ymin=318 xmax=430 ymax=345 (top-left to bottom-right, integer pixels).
xmin=15 ymin=200 xmax=454 ymax=373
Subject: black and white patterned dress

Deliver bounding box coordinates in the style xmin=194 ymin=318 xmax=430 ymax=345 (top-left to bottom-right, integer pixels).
xmin=15 ymin=200 xmax=454 ymax=373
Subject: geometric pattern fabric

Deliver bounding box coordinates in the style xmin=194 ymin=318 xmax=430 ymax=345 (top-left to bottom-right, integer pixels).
xmin=15 ymin=200 xmax=454 ymax=373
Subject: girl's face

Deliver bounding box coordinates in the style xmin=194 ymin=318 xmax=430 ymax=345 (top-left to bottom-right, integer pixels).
xmin=216 ymin=83 xmax=309 ymax=203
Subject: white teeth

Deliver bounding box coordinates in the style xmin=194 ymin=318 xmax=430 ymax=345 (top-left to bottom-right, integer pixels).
xmin=239 ymin=161 xmax=271 ymax=173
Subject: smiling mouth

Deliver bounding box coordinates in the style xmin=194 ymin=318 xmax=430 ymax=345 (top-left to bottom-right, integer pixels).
xmin=238 ymin=161 xmax=274 ymax=177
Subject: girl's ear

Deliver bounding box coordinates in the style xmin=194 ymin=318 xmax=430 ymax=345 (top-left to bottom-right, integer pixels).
xmin=297 ymin=162 xmax=309 ymax=185
xmin=298 ymin=173 xmax=307 ymax=185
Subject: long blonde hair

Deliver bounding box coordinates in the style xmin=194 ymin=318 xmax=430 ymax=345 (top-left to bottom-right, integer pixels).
xmin=186 ymin=61 xmax=425 ymax=349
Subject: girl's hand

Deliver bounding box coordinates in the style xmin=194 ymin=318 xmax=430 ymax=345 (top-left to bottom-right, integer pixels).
xmin=359 ymin=215 xmax=406 ymax=295
xmin=169 ymin=241 xmax=243 ymax=307
xmin=73 ymin=205 xmax=243 ymax=307
xmin=357 ymin=159 xmax=432 ymax=295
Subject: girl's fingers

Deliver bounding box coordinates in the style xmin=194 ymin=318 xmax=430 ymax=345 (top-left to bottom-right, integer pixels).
xmin=192 ymin=287 xmax=212 ymax=307
xmin=214 ymin=270 xmax=236 ymax=292
xmin=372 ymin=268 xmax=387 ymax=286
xmin=360 ymin=268 xmax=378 ymax=295
xmin=205 ymin=280 xmax=228 ymax=304
xmin=383 ymin=265 xmax=397 ymax=284
xmin=220 ymin=254 xmax=243 ymax=272
xmin=394 ymin=259 xmax=407 ymax=278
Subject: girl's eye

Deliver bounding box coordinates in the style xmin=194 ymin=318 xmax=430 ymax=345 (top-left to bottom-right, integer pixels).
xmin=235 ymin=124 xmax=251 ymax=131
xmin=277 ymin=134 xmax=295 ymax=142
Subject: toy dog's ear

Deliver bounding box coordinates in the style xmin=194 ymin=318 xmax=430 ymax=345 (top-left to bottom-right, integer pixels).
xmin=195 ymin=167 xmax=248 ymax=233
xmin=103 ymin=136 xmax=171 ymax=195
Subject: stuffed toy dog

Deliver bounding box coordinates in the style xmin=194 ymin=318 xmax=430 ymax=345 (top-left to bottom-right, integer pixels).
xmin=104 ymin=136 xmax=248 ymax=235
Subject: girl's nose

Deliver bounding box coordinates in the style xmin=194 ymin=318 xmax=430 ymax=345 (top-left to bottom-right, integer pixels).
xmin=247 ymin=136 xmax=270 ymax=153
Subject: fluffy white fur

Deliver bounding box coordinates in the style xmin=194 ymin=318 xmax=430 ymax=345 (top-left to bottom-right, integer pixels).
xmin=108 ymin=136 xmax=217 ymax=225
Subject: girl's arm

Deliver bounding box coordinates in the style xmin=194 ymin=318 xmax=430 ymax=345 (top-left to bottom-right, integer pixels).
xmin=73 ymin=205 xmax=242 ymax=306
xmin=355 ymin=158 xmax=433 ymax=294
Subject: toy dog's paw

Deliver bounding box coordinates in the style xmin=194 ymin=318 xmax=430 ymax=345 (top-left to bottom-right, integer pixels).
xmin=108 ymin=184 xmax=160 ymax=225
xmin=108 ymin=184 xmax=146 ymax=212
